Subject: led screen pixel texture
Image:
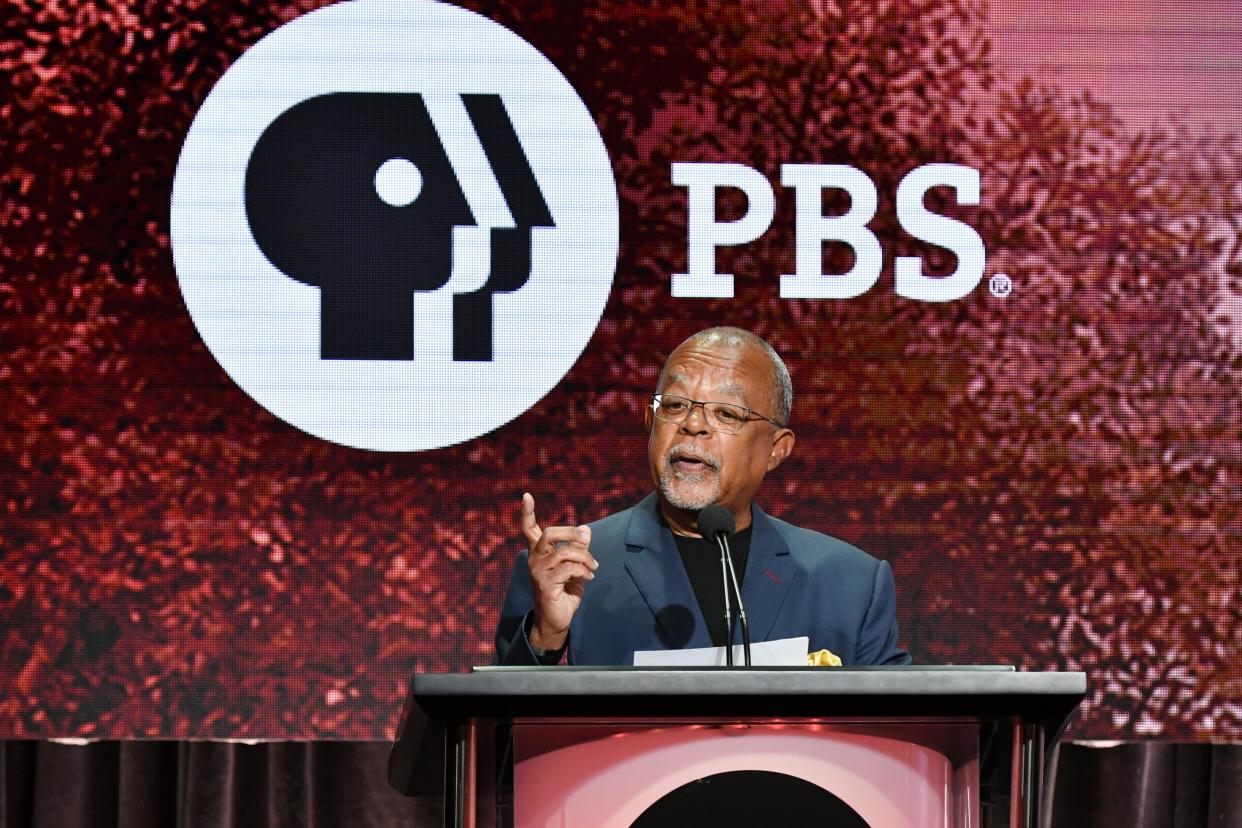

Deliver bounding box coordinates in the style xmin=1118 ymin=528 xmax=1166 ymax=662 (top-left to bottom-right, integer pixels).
xmin=1 ymin=0 xmax=1240 ymax=741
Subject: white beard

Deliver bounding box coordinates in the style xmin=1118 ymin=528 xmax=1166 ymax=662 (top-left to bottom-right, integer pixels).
xmin=658 ymin=443 xmax=723 ymax=511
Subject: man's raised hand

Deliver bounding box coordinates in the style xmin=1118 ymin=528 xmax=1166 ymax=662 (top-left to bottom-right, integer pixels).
xmin=521 ymin=492 xmax=598 ymax=651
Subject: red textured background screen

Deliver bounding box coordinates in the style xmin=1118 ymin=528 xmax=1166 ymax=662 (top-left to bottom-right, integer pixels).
xmin=2 ymin=0 xmax=1240 ymax=740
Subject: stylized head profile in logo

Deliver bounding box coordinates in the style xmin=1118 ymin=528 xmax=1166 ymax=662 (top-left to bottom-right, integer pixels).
xmin=245 ymin=92 xmax=554 ymax=362
xmin=171 ymin=0 xmax=618 ymax=451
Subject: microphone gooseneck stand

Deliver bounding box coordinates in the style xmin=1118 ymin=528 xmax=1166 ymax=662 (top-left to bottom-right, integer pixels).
xmin=719 ymin=534 xmax=751 ymax=666
xmin=698 ymin=504 xmax=752 ymax=667
xmin=718 ymin=537 xmax=733 ymax=666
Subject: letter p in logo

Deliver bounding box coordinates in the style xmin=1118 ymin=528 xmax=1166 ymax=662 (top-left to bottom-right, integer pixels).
xmin=171 ymin=0 xmax=617 ymax=451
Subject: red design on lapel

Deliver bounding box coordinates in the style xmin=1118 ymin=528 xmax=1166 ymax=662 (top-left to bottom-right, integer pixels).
xmin=763 ymin=568 xmax=781 ymax=584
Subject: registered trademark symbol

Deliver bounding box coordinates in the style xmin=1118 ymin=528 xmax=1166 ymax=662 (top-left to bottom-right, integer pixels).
xmin=989 ymin=273 xmax=1013 ymax=298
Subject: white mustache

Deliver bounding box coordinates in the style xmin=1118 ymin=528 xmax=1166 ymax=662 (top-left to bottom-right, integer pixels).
xmin=664 ymin=442 xmax=722 ymax=471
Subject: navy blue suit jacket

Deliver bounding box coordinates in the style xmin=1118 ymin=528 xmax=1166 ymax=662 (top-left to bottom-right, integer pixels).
xmin=495 ymin=494 xmax=910 ymax=666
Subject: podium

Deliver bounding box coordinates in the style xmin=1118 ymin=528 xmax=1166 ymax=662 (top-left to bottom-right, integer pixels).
xmin=389 ymin=667 xmax=1085 ymax=828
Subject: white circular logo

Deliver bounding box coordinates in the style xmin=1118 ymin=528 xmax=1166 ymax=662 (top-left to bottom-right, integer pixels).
xmin=171 ymin=0 xmax=618 ymax=451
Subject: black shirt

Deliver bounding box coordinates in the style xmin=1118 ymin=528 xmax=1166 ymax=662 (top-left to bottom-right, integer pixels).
xmin=672 ymin=526 xmax=752 ymax=647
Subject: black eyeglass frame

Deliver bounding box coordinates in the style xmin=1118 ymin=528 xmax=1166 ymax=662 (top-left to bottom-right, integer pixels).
xmin=650 ymin=393 xmax=785 ymax=434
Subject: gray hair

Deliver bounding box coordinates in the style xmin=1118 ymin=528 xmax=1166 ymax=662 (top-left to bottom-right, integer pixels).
xmin=664 ymin=326 xmax=793 ymax=427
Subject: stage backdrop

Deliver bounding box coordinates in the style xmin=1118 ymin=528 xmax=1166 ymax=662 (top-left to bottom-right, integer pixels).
xmin=2 ymin=0 xmax=1239 ymax=741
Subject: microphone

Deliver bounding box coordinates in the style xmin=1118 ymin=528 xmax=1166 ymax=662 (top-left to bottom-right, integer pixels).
xmin=698 ymin=505 xmax=751 ymax=667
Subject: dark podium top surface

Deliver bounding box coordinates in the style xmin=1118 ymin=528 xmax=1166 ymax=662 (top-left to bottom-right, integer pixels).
xmin=409 ymin=667 xmax=1086 ymax=736
xmin=389 ymin=668 xmax=1086 ymax=797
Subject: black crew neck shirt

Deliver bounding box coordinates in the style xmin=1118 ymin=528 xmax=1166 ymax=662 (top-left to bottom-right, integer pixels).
xmin=672 ymin=525 xmax=753 ymax=647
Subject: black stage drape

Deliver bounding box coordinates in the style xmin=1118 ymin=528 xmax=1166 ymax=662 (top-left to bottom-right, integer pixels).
xmin=2 ymin=740 xmax=1239 ymax=827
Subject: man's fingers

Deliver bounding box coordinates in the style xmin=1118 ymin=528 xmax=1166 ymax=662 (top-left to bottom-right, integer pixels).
xmin=536 ymin=542 xmax=598 ymax=571
xmin=545 ymin=560 xmax=596 ymax=584
xmin=536 ymin=525 xmax=591 ymax=551
xmin=520 ymin=492 xmax=542 ymax=546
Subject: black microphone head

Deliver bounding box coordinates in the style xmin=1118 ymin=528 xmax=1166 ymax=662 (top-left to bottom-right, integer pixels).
xmin=697 ymin=504 xmax=736 ymax=538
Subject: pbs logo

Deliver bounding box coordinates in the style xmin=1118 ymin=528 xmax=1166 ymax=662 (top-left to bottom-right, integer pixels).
xmin=171 ymin=0 xmax=618 ymax=451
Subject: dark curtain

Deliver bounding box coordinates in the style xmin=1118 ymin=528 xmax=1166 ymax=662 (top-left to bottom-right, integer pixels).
xmin=0 ymin=742 xmax=437 ymax=828
xmin=2 ymin=740 xmax=1239 ymax=827
xmin=1046 ymin=743 xmax=1242 ymax=828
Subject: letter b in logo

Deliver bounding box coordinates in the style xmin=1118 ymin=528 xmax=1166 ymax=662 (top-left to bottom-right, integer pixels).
xmin=171 ymin=1 xmax=617 ymax=451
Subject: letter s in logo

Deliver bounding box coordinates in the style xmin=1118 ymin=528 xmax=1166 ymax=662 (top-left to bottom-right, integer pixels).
xmin=171 ymin=0 xmax=617 ymax=451
xmin=894 ymin=164 xmax=985 ymax=302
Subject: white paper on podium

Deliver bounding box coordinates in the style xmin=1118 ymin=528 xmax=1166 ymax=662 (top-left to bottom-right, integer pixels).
xmin=632 ymin=636 xmax=810 ymax=667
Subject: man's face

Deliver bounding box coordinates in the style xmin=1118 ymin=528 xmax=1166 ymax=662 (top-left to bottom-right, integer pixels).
xmin=646 ymin=340 xmax=794 ymax=532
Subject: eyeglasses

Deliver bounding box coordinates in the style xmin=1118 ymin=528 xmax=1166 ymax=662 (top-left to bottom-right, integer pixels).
xmin=651 ymin=394 xmax=783 ymax=434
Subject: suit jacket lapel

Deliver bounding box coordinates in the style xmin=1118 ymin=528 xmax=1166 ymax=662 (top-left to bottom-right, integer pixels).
xmin=742 ymin=506 xmax=798 ymax=642
xmin=621 ymin=494 xmax=713 ymax=650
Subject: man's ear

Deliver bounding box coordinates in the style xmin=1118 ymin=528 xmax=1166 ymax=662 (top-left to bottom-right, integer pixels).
xmin=644 ymin=402 xmax=654 ymax=432
xmin=767 ymin=428 xmax=795 ymax=472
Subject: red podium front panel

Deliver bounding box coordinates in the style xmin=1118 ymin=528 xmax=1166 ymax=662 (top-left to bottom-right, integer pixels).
xmin=514 ymin=722 xmax=979 ymax=827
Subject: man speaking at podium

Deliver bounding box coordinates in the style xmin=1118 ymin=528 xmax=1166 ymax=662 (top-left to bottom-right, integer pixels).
xmin=495 ymin=327 xmax=910 ymax=667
